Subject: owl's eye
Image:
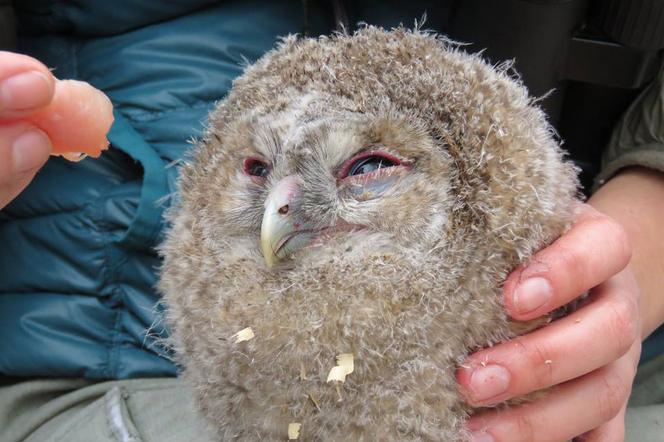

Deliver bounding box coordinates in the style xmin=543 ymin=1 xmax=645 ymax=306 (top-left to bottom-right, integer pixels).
xmin=341 ymin=152 xmax=401 ymax=178
xmin=348 ymin=156 xmax=396 ymax=176
xmin=243 ymin=158 xmax=270 ymax=178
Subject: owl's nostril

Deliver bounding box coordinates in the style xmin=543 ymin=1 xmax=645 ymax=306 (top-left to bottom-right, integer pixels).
xmin=278 ymin=204 xmax=289 ymax=215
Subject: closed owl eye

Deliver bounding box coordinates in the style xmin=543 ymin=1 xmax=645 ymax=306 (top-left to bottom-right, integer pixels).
xmin=338 ymin=151 xmax=403 ymax=179
xmin=243 ymin=157 xmax=270 ymax=179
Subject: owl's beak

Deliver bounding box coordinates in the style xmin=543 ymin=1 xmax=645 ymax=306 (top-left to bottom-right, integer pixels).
xmin=260 ymin=175 xmax=313 ymax=268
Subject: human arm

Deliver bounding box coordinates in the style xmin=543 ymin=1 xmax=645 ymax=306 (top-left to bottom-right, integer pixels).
xmin=591 ymin=167 xmax=664 ymax=340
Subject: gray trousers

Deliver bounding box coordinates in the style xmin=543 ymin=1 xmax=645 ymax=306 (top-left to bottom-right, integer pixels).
xmin=0 ymin=378 xmax=215 ymax=442
xmin=2 ymin=355 xmax=664 ymax=442
xmin=625 ymin=354 xmax=664 ymax=442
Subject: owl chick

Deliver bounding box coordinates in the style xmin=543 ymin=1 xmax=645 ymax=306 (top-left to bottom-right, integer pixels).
xmin=159 ymin=26 xmax=579 ymax=441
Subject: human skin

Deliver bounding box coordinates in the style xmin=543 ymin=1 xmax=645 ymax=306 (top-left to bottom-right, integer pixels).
xmin=0 ymin=52 xmax=55 ymax=209
xmin=1 ymin=51 xmax=660 ymax=441
xmin=460 ymin=167 xmax=664 ymax=441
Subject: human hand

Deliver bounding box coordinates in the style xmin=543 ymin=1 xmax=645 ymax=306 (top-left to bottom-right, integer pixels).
xmin=0 ymin=51 xmax=113 ymax=210
xmin=457 ymin=203 xmax=641 ymax=442
xmin=0 ymin=52 xmax=56 ymax=209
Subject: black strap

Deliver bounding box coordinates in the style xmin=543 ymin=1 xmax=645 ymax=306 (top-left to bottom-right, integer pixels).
xmin=0 ymin=0 xmax=16 ymax=50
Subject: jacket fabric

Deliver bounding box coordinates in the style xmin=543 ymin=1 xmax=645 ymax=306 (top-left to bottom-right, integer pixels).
xmin=0 ymin=0 xmax=662 ymax=380
xmin=595 ymin=67 xmax=664 ymax=189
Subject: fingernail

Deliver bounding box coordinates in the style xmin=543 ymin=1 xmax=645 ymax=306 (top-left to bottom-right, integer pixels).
xmin=0 ymin=70 xmax=52 ymax=110
xmin=468 ymin=364 xmax=510 ymax=402
xmin=469 ymin=431 xmax=495 ymax=442
xmin=12 ymin=129 xmax=52 ymax=173
xmin=512 ymin=277 xmax=552 ymax=314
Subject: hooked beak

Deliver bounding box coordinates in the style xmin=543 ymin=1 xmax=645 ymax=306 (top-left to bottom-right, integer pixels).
xmin=260 ymin=176 xmax=314 ymax=268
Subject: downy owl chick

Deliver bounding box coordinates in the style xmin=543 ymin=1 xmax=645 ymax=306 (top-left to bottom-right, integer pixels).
xmin=159 ymin=26 xmax=579 ymax=441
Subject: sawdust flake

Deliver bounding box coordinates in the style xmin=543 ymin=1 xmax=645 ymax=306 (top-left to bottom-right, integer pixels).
xmin=288 ymin=423 xmax=301 ymax=439
xmin=326 ymin=353 xmax=354 ymax=383
xmin=232 ymin=327 xmax=255 ymax=343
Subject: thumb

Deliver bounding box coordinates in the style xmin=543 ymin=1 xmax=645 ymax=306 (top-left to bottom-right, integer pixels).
xmin=0 ymin=122 xmax=52 ymax=209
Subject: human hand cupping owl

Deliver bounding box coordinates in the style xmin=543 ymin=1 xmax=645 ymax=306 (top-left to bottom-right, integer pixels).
xmin=457 ymin=165 xmax=664 ymax=442
xmin=458 ymin=200 xmax=643 ymax=442
xmin=1 ymin=50 xmax=660 ymax=441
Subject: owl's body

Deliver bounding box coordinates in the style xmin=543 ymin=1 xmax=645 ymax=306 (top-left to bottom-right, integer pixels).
xmin=159 ymin=27 xmax=579 ymax=441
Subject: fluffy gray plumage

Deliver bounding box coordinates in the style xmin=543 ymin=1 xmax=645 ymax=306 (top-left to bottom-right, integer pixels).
xmin=159 ymin=26 xmax=579 ymax=441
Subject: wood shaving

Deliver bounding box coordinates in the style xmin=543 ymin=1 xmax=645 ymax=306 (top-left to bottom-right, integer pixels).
xmin=232 ymin=327 xmax=255 ymax=343
xmin=326 ymin=353 xmax=354 ymax=383
xmin=326 ymin=366 xmax=349 ymax=383
xmin=288 ymin=423 xmax=301 ymax=439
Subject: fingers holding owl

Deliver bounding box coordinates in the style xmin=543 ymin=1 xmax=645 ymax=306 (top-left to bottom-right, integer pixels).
xmin=465 ymin=341 xmax=639 ymax=442
xmin=501 ymin=203 xmax=633 ymax=322
xmin=457 ymin=203 xmax=641 ymax=441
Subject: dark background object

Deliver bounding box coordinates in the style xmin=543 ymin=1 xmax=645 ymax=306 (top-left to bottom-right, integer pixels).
xmin=600 ymin=0 xmax=664 ymax=51
xmin=447 ymin=0 xmax=588 ymax=125
xmin=0 ymin=0 xmax=16 ymax=50
xmin=446 ymin=0 xmax=664 ymax=191
xmin=562 ymin=0 xmax=663 ymax=190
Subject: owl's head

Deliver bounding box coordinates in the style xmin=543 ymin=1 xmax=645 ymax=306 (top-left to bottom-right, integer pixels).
xmin=161 ymin=26 xmax=579 ymax=441
xmin=176 ymin=27 xmax=576 ymax=272
xmin=191 ymin=95 xmax=453 ymax=269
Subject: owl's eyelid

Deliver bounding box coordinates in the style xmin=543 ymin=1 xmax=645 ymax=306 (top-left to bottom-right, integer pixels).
xmin=340 ymin=164 xmax=412 ymax=188
xmin=243 ymin=154 xmax=269 ymax=163
xmin=336 ymin=150 xmax=405 ymax=179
